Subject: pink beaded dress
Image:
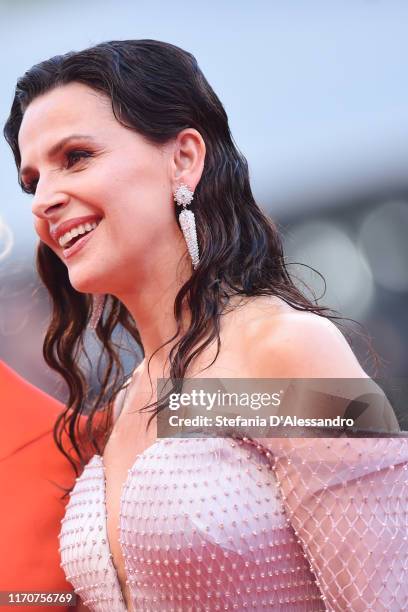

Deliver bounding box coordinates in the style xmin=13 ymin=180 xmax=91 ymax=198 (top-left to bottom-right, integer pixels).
xmin=59 ymin=381 xmax=408 ymax=612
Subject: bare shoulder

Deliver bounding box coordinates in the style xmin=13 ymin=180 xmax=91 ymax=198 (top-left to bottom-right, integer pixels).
xmin=241 ymin=298 xmax=368 ymax=378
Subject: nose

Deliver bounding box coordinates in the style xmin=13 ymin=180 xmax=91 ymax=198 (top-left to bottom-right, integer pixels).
xmin=31 ymin=177 xmax=69 ymax=220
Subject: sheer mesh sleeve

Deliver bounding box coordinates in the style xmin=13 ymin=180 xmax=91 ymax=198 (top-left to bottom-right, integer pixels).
xmin=253 ymin=436 xmax=408 ymax=611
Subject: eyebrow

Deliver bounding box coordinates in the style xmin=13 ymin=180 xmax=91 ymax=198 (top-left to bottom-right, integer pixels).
xmin=19 ymin=133 xmax=97 ymax=182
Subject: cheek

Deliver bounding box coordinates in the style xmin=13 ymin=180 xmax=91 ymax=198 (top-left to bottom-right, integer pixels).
xmin=34 ymin=218 xmax=48 ymax=239
xmin=34 ymin=218 xmax=58 ymax=251
xmin=105 ymin=170 xmax=174 ymax=231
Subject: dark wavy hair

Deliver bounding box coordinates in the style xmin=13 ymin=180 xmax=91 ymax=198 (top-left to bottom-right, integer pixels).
xmin=3 ymin=39 xmax=380 ymax=478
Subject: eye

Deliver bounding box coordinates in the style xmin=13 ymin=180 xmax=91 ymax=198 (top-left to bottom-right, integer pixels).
xmin=65 ymin=149 xmax=93 ymax=169
xmin=22 ymin=149 xmax=93 ymax=195
xmin=22 ymin=179 xmax=38 ymax=196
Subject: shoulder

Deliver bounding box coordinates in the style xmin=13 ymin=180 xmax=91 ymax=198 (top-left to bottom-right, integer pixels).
xmin=110 ymin=374 xmax=133 ymax=424
xmin=0 ymin=359 xmax=64 ymax=415
xmin=247 ymin=307 xmax=368 ymax=378
xmin=0 ymin=360 xmax=66 ymax=459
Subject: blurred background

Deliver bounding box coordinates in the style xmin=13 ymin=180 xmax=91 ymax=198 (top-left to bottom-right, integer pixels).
xmin=0 ymin=1 xmax=407 ymax=410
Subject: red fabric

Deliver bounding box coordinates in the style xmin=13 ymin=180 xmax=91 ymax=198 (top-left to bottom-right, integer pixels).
xmin=0 ymin=360 xmax=76 ymax=611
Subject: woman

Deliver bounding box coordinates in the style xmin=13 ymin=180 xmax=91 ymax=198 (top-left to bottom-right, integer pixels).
xmin=0 ymin=360 xmax=76 ymax=611
xmin=4 ymin=39 xmax=407 ymax=611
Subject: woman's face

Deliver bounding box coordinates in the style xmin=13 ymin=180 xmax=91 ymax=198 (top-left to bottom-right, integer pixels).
xmin=17 ymin=81 xmax=188 ymax=295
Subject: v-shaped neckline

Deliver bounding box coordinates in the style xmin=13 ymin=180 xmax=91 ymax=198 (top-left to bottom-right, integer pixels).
xmin=93 ymin=438 xmax=164 ymax=611
xmin=90 ymin=436 xmax=215 ymax=609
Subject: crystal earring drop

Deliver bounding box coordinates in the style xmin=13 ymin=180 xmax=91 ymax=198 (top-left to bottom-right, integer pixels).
xmin=89 ymin=293 xmax=106 ymax=330
xmin=173 ymin=183 xmax=200 ymax=270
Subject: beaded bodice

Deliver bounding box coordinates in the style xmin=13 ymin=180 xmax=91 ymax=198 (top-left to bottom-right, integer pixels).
xmin=59 ymin=436 xmax=408 ymax=611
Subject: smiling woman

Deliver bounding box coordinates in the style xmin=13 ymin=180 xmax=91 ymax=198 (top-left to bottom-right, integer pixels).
xmin=3 ymin=39 xmax=408 ymax=611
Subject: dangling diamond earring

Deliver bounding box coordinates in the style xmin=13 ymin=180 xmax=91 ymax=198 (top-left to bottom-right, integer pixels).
xmin=173 ymin=183 xmax=200 ymax=270
xmin=89 ymin=293 xmax=106 ymax=330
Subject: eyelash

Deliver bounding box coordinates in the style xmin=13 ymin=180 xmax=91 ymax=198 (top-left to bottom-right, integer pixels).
xmin=23 ymin=149 xmax=93 ymax=195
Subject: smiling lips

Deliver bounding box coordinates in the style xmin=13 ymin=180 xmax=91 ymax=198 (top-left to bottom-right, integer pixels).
xmin=59 ymin=221 xmax=100 ymax=248
xmin=50 ymin=214 xmax=103 ymax=246
xmin=61 ymin=223 xmax=100 ymax=260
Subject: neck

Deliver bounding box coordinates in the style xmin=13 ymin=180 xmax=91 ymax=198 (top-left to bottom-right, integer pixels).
xmin=114 ymin=230 xmax=193 ymax=371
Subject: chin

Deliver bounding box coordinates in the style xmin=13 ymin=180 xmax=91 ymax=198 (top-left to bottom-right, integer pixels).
xmin=66 ymin=252 xmax=121 ymax=296
xmin=67 ymin=269 xmax=104 ymax=295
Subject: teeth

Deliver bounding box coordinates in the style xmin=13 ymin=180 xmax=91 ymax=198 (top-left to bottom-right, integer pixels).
xmin=59 ymin=221 xmax=99 ymax=247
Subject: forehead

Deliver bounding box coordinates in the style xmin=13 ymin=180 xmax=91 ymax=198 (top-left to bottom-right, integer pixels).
xmin=18 ymin=82 xmax=114 ymax=153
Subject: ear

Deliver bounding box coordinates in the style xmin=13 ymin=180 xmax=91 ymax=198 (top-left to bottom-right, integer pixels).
xmin=169 ymin=128 xmax=206 ymax=191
